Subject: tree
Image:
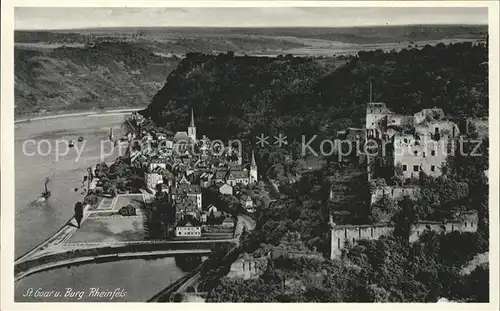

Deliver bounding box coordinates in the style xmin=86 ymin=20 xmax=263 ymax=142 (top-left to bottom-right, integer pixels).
xmin=74 ymin=201 xmax=84 ymax=228
xmin=392 ymin=196 xmax=417 ymax=241
xmin=171 ymin=292 xmax=186 ymax=302
xmin=391 ymin=163 xmax=405 ymax=186
xmin=370 ymin=194 xmax=399 ymax=223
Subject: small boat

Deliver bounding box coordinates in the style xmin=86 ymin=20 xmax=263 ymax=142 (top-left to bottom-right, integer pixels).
xmin=41 ymin=177 xmax=51 ymax=199
xmin=69 ymin=140 xmax=74 ymax=148
xmin=78 ymin=136 xmax=84 ymax=142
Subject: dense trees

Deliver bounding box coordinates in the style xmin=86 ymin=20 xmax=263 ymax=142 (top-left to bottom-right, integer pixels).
xmin=208 ymin=231 xmax=488 ymax=302
xmin=144 ymin=194 xmax=174 ymax=239
xmin=95 ymin=158 xmax=145 ymax=196
xmin=142 ymin=42 xmax=487 ymax=148
xmin=142 ymin=42 xmax=489 ymax=302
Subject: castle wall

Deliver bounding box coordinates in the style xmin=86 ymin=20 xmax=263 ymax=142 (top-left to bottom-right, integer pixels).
xmin=415 ymin=120 xmax=459 ymax=139
xmin=330 ymin=212 xmax=478 ymax=259
xmin=370 ymin=186 xmax=419 ymax=204
xmin=366 ymin=103 xmax=394 ymax=129
xmin=226 ymin=257 xmax=268 ymax=280
xmin=331 ymin=224 xmax=394 ymax=258
xmin=413 ymin=108 xmax=445 ymax=125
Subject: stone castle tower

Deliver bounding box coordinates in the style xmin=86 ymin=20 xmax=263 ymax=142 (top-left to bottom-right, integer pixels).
xmin=188 ymin=108 xmax=196 ymax=142
xmin=250 ymin=150 xmax=258 ymax=183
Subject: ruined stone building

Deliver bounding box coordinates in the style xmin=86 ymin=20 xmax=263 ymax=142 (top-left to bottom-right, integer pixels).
xmin=330 ymin=210 xmax=478 ymax=259
xmin=365 ymin=103 xmax=460 ymax=182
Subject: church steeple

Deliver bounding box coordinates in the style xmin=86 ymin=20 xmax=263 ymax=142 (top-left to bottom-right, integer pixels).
xmin=188 ymin=108 xmax=196 ymax=142
xmin=190 ymin=108 xmax=195 ymax=127
xmin=250 ymin=150 xmax=258 ymax=183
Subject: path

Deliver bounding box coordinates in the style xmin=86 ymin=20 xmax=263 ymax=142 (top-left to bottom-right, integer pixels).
xmin=148 ymin=213 xmax=256 ymax=302
xmin=15 ymin=107 xmax=145 ymax=124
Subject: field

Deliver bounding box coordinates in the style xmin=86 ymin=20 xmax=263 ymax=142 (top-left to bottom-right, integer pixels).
xmin=68 ymin=194 xmax=147 ymax=244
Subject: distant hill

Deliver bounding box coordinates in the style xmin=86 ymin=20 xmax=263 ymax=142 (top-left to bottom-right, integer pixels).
xmin=142 ymin=41 xmax=488 ymax=146
xmin=17 ymin=24 xmax=487 ymax=44
xmin=14 ymin=42 xmax=180 ymax=116
xmin=14 ymin=25 xmax=487 ymax=117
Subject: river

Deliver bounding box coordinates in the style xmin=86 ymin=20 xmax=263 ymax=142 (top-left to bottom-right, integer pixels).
xmin=15 ymin=257 xmax=185 ymax=302
xmin=15 ymin=114 xmax=128 ymax=257
xmin=14 ymin=113 xmax=187 ymax=302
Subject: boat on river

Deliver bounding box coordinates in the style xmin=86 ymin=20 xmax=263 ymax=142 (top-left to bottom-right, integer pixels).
xmin=41 ymin=177 xmax=51 ymax=199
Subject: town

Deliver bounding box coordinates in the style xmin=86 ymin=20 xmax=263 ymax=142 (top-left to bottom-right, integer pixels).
xmin=88 ymin=109 xmax=259 ymax=242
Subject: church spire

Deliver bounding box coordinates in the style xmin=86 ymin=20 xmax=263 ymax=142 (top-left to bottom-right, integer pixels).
xmin=251 ymin=150 xmax=256 ymax=166
xmin=189 ymin=108 xmax=195 ymax=127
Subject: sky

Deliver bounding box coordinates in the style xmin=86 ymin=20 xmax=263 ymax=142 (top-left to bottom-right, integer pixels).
xmin=14 ymin=7 xmax=488 ymax=30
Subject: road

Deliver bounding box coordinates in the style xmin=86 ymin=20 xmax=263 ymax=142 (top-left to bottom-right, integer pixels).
xmin=148 ymin=213 xmax=257 ymax=302
xmin=15 ymin=107 xmax=145 ymax=124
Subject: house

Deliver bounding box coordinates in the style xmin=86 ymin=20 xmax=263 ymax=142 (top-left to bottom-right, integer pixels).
xmin=156 ymin=132 xmax=167 ymax=140
xmin=199 ymin=172 xmax=214 ymax=188
xmin=145 ymin=172 xmax=163 ymax=190
xmin=159 ymin=184 xmax=169 ymax=193
xmin=175 ymin=217 xmax=201 ymax=237
xmin=207 ymin=204 xmax=218 ymax=213
xmin=240 ymin=195 xmax=253 ymax=208
xmin=170 ymin=183 xmax=202 ymax=210
xmin=149 ymin=159 xmax=166 ymax=172
xmin=211 ymin=151 xmax=258 ymax=186
xmin=178 ymin=174 xmax=191 ymax=185
xmin=217 ymin=182 xmax=233 ymax=195
xmin=158 ymin=140 xmax=173 ymax=157
xmin=200 ymin=213 xmax=208 ymax=223
xmin=174 ymin=196 xmax=200 ymax=222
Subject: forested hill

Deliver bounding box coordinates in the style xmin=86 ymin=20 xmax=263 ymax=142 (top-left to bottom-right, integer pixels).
xmin=142 ymin=42 xmax=488 ymax=142
xmin=15 ymin=42 xmax=180 ymax=116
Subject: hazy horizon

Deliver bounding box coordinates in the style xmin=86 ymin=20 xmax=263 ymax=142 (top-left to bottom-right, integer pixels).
xmin=15 ymin=24 xmax=489 ymax=32
xmin=15 ymin=7 xmax=488 ymax=30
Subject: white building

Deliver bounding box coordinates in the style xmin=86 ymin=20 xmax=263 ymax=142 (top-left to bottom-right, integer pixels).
xmin=175 ymin=219 xmax=201 ymax=237
xmin=217 ymin=183 xmax=233 ymax=195
xmin=149 ymin=159 xmax=166 ymax=172
xmin=240 ymin=195 xmax=253 ymax=208
xmin=145 ymin=173 xmax=163 ymax=190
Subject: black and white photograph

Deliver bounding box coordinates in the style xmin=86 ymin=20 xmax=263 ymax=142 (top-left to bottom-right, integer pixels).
xmin=1 ymin=1 xmax=498 ymax=307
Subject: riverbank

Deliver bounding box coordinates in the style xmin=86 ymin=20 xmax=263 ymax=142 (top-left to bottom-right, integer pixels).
xmin=15 ymin=107 xmax=146 ymax=124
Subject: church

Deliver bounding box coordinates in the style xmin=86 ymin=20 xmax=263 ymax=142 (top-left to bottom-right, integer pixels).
xmin=173 ymin=108 xmax=197 ymax=154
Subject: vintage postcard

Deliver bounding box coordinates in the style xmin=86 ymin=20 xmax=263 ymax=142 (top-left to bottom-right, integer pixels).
xmin=1 ymin=0 xmax=499 ymax=309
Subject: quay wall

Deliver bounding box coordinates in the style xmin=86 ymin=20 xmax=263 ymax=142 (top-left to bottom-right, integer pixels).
xmin=15 ymin=249 xmax=211 ymax=282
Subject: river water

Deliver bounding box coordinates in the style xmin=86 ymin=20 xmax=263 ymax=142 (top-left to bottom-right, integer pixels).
xmin=15 ymin=257 xmax=185 ymax=302
xmin=14 ymin=114 xmax=186 ymax=302
xmin=15 ymin=114 xmax=128 ymax=257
